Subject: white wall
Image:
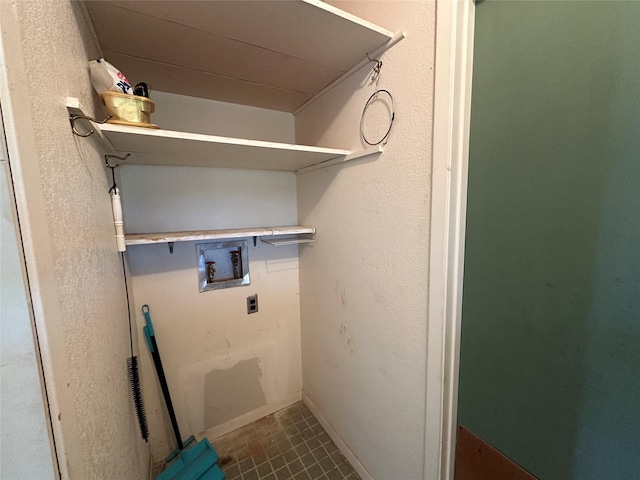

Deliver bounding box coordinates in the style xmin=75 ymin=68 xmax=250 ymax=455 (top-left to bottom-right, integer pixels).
xmin=1 ymin=147 xmax=55 ymax=478
xmin=149 ymin=91 xmax=295 ymax=142
xmin=0 ymin=1 xmax=149 ymax=478
xmin=121 ymin=93 xmax=303 ymax=460
xmin=296 ymin=2 xmax=435 ymax=479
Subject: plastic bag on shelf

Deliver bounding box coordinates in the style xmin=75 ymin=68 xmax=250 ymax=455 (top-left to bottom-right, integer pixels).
xmin=89 ymin=58 xmax=133 ymax=95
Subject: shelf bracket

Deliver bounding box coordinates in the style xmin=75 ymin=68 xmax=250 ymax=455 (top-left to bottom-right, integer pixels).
xmin=297 ymin=146 xmax=383 ymax=174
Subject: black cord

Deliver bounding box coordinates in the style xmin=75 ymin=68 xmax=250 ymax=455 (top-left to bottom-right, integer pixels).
xmin=121 ymin=252 xmax=134 ymax=357
xmin=108 ymin=166 xmax=117 ymax=194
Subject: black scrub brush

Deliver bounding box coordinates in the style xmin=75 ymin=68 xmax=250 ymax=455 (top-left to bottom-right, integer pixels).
xmin=128 ymin=355 xmax=148 ymax=441
xmin=122 ymin=252 xmax=149 ymax=441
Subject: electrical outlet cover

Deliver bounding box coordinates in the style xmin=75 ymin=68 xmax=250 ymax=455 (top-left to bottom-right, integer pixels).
xmin=247 ymin=294 xmax=258 ymax=314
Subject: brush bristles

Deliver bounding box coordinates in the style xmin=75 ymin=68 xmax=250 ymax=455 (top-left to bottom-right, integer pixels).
xmin=182 ymin=435 xmax=197 ymax=450
xmin=165 ymin=436 xmax=199 ymax=464
xmin=128 ymin=356 xmax=149 ymax=441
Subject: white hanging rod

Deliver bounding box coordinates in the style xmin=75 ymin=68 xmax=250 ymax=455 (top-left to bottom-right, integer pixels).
xmin=261 ymin=237 xmax=316 ymax=247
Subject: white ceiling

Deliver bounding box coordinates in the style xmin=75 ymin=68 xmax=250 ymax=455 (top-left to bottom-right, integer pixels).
xmin=83 ymin=0 xmax=394 ymax=112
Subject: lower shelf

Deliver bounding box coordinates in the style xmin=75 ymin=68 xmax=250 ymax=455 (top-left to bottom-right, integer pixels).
xmin=124 ymin=225 xmax=316 ymax=246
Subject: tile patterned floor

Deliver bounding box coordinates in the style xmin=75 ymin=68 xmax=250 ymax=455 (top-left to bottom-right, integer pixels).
xmin=212 ymin=402 xmax=361 ymax=480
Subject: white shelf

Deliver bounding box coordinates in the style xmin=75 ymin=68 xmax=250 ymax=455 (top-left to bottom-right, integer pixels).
xmin=72 ymin=1 xmax=402 ymax=250
xmin=68 ymin=99 xmax=383 ymax=172
xmin=99 ymin=122 xmax=350 ymax=172
xmin=83 ymin=0 xmax=400 ymax=112
xmin=125 ymin=226 xmax=316 ymax=247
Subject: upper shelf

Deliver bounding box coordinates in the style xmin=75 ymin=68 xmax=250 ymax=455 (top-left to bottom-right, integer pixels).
xmin=82 ymin=0 xmax=401 ymax=113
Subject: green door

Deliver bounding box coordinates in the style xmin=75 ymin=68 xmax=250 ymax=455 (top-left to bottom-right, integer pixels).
xmin=457 ymin=2 xmax=640 ymax=479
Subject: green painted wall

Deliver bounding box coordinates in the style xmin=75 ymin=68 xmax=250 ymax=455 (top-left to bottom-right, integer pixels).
xmin=458 ymin=2 xmax=640 ymax=479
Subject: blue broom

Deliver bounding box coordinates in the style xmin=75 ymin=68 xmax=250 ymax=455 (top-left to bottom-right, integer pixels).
xmin=142 ymin=305 xmax=225 ymax=480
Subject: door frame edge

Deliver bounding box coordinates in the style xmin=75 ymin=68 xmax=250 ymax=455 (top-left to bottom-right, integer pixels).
xmin=426 ymin=1 xmax=475 ymax=479
xmin=0 ymin=3 xmax=66 ymax=478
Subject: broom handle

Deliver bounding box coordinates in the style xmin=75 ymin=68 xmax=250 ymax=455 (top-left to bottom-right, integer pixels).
xmin=142 ymin=305 xmax=184 ymax=451
xmin=150 ymin=335 xmax=184 ymax=451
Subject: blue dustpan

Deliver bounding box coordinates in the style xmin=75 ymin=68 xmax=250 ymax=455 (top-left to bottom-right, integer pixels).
xmin=157 ymin=438 xmax=225 ymax=480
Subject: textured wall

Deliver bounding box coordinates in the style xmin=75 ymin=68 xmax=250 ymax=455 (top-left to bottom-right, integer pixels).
xmin=295 ymin=2 xmax=435 ymax=479
xmin=121 ymin=93 xmax=302 ymax=461
xmin=0 ymin=1 xmax=149 ymax=478
xmin=458 ymin=2 xmax=640 ymax=479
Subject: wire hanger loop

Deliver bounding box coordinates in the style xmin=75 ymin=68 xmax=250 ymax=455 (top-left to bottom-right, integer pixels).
xmin=360 ymin=89 xmax=396 ymax=146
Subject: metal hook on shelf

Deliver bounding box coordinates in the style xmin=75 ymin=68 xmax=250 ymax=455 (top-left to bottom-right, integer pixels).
xmin=105 ymin=153 xmax=131 ymax=169
xmin=365 ymin=52 xmax=383 ymax=83
xmin=70 ymin=113 xmax=112 ymax=137
xmin=105 ymin=154 xmax=131 ymax=194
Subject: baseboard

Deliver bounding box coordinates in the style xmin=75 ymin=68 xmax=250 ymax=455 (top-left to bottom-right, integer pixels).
xmin=200 ymin=391 xmax=302 ymax=441
xmin=302 ymin=393 xmax=373 ymax=480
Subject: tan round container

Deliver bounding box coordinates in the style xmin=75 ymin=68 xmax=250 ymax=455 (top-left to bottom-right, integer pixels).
xmin=100 ymin=91 xmax=155 ymax=125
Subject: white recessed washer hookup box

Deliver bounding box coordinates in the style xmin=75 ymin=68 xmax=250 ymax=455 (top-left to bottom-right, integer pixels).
xmin=197 ymin=240 xmax=250 ymax=292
